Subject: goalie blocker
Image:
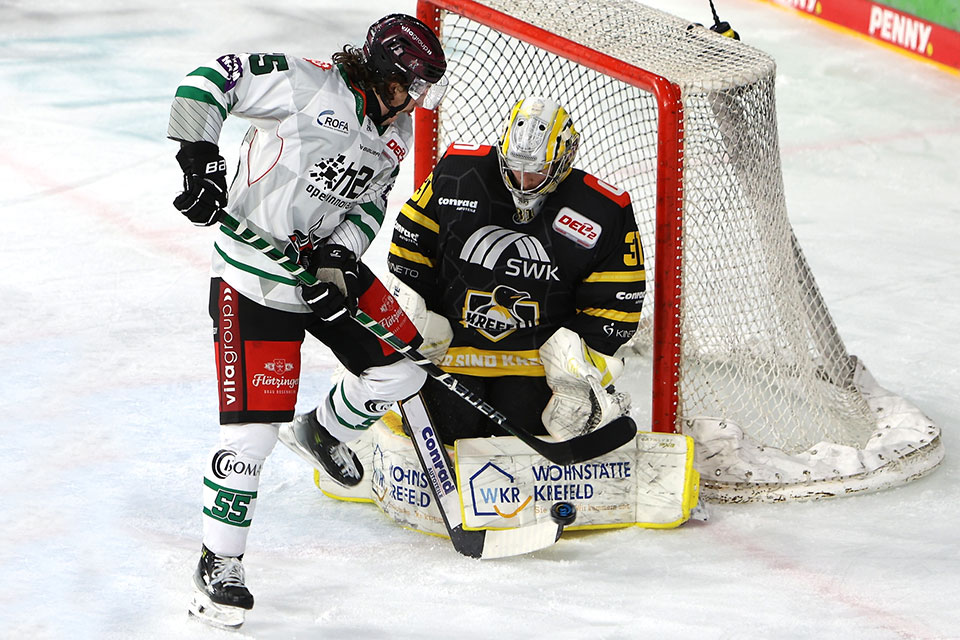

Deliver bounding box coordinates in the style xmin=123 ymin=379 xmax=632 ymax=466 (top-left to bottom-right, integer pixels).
xmin=313 ymin=411 xmax=701 ymax=535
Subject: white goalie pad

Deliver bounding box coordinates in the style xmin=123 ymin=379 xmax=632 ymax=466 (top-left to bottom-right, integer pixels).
xmin=314 ymin=413 xmax=701 ymax=535
xmin=455 ymin=432 xmax=699 ymax=530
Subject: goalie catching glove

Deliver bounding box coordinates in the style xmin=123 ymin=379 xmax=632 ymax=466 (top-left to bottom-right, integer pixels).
xmin=540 ymin=327 xmax=630 ymax=441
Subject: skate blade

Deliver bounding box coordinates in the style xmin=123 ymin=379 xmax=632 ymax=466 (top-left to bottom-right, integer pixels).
xmin=278 ymin=423 xmax=322 ymax=471
xmin=189 ymin=590 xmax=246 ymax=629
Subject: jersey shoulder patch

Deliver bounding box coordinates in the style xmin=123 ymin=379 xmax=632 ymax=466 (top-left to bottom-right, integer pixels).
xmin=442 ymin=142 xmax=493 ymax=158
xmin=582 ymin=174 xmax=631 ymax=208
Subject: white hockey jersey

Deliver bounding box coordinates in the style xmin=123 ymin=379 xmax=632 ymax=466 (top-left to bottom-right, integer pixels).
xmin=168 ymin=53 xmax=410 ymax=312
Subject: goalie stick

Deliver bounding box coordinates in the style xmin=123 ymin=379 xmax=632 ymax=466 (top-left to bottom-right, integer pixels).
xmin=219 ymin=212 xmax=638 ymax=465
xmin=400 ymin=393 xmax=568 ymax=559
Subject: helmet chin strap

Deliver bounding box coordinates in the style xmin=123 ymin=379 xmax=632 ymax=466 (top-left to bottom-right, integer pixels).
xmin=512 ymin=194 xmax=545 ymax=224
xmin=370 ymin=92 xmax=412 ymax=127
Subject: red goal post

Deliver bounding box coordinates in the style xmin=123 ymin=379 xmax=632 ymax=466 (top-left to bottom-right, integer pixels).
xmin=411 ymin=0 xmax=943 ymax=502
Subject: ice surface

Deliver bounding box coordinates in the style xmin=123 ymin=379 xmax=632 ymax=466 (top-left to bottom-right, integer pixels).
xmin=1 ymin=1 xmax=957 ymax=638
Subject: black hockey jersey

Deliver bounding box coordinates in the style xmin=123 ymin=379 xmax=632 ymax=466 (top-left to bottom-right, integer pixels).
xmin=388 ymin=143 xmax=645 ymax=377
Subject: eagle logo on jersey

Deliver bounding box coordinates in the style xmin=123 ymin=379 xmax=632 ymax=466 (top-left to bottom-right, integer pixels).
xmin=463 ymin=285 xmax=539 ymax=341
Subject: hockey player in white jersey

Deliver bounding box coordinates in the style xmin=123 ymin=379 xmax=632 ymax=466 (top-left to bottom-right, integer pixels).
xmin=168 ymin=14 xmax=447 ymax=629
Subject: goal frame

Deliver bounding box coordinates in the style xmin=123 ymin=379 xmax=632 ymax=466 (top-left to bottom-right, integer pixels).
xmin=414 ymin=0 xmax=685 ymax=434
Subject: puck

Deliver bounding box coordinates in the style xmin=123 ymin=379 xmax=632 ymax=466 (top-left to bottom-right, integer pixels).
xmin=549 ymin=501 xmax=577 ymax=526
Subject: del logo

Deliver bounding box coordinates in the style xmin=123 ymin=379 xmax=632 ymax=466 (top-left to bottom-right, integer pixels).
xmin=463 ymin=285 xmax=539 ymax=341
xmin=468 ymin=462 xmax=532 ymax=518
xmin=553 ymin=207 xmax=601 ymax=248
xmin=317 ymin=109 xmax=350 ymax=136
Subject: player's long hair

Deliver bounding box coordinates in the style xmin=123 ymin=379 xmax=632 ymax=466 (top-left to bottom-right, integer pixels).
xmin=333 ymin=46 xmax=407 ymax=104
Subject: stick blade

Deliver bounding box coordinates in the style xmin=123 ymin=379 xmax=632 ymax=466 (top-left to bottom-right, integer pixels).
xmin=477 ymin=521 xmax=563 ymax=559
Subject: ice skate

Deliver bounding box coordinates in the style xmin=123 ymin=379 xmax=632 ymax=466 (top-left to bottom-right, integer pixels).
xmin=188 ymin=545 xmax=253 ymax=629
xmin=279 ymin=409 xmax=363 ymax=487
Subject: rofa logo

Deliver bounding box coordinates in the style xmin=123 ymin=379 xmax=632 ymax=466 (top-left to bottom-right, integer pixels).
xmin=868 ymin=6 xmax=933 ymax=56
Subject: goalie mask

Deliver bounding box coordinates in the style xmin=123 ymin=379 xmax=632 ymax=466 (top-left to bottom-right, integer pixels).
xmin=497 ymin=97 xmax=580 ymax=223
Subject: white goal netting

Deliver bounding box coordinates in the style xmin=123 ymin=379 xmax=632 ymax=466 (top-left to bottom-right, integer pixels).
xmin=420 ymin=0 xmax=943 ymax=501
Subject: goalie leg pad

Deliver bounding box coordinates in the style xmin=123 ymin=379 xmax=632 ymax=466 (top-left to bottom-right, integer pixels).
xmin=455 ymin=431 xmax=700 ymax=530
xmin=316 ymin=416 xmax=700 ymax=534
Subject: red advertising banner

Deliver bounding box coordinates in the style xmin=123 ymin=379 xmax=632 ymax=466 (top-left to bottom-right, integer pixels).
xmin=761 ymin=0 xmax=960 ymax=74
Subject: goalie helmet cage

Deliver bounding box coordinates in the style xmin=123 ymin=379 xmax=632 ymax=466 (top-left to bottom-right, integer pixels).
xmin=413 ymin=0 xmax=943 ymax=502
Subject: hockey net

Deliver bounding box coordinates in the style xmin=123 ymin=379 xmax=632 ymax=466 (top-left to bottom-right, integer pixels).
xmin=413 ymin=0 xmax=943 ymax=502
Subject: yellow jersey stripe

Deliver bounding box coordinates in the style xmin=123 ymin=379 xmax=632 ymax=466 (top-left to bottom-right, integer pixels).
xmin=583 ymin=270 xmax=645 ymax=283
xmin=401 ymin=203 xmax=440 ymax=233
xmin=438 ymin=347 xmax=545 ymax=377
xmin=581 ymin=308 xmax=643 ymax=323
xmin=389 ymin=243 xmax=435 ymax=267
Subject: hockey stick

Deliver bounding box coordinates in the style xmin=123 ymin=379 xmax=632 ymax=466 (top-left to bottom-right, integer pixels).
xmin=399 ymin=393 xmax=568 ymax=559
xmin=218 ymin=212 xmax=637 ymax=465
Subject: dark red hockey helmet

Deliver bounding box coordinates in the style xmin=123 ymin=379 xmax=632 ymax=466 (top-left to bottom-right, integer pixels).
xmin=363 ymin=14 xmax=447 ymax=86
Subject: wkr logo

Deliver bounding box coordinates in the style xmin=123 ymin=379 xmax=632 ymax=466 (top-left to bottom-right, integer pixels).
xmin=468 ymin=462 xmax=531 ymax=518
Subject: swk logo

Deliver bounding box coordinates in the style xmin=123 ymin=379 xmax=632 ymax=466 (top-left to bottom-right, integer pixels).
xmin=460 ymin=225 xmax=558 ymax=281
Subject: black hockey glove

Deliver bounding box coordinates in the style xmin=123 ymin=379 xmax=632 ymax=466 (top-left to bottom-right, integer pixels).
xmin=173 ymin=141 xmax=228 ymax=226
xmin=301 ymin=281 xmax=353 ymax=323
xmin=300 ymin=244 xmax=360 ymax=322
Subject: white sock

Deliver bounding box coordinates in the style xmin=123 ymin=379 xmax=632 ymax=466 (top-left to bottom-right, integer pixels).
xmin=201 ymin=423 xmax=278 ymax=557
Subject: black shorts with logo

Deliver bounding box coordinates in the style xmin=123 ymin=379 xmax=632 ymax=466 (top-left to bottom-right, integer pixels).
xmin=208 ymin=271 xmax=419 ymax=425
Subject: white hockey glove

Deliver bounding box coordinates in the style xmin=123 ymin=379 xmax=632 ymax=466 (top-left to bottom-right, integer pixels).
xmin=540 ymin=327 xmax=631 ymax=441
xmin=386 ymin=274 xmax=452 ymax=364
